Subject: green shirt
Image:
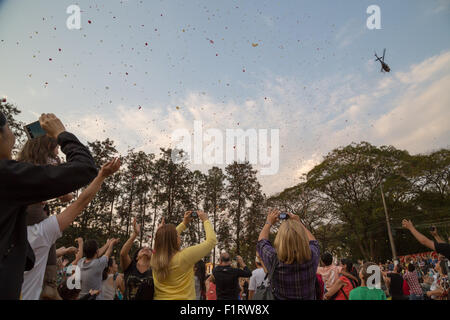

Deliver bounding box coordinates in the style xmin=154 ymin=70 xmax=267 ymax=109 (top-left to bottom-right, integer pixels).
xmin=349 ymin=286 xmax=387 ymax=300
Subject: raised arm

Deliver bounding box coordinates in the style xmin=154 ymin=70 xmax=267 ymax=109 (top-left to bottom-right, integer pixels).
xmin=56 ymin=246 xmax=77 ymax=257
xmin=287 ymin=212 xmax=316 ymax=241
xmin=175 ymin=211 xmax=194 ymax=235
xmin=258 ymin=210 xmax=279 ymax=241
xmin=430 ymin=227 xmax=445 ymax=244
xmin=120 ymin=217 xmax=140 ymax=272
xmin=72 ymin=237 xmax=84 ymax=266
xmin=179 ymin=211 xmax=217 ymax=265
xmin=98 ymin=239 xmax=112 ymax=257
xmin=104 ymin=238 xmax=119 ymax=258
xmin=56 ymin=159 xmax=121 ymax=232
xmin=324 ymin=278 xmax=345 ymax=300
xmin=235 ymin=256 xmax=252 ymax=277
xmin=0 ymin=114 xmax=98 ymax=204
xmin=402 ymin=220 xmax=435 ymax=251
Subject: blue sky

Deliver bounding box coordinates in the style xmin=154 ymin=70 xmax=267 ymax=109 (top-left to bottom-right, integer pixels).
xmin=1 ymin=0 xmax=449 ymax=195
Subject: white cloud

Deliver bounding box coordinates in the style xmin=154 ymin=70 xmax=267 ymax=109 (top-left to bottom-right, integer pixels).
xmin=64 ymin=50 xmax=450 ymax=196
xmin=373 ymin=74 xmax=450 ymax=153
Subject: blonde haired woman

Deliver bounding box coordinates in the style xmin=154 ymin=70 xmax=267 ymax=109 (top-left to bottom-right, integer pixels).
xmin=151 ymin=210 xmax=217 ymax=300
xmin=256 ymin=210 xmax=319 ymax=300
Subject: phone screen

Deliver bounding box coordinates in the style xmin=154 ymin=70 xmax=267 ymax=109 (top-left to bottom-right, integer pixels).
xmin=25 ymin=121 xmax=46 ymax=139
xmin=279 ymin=212 xmax=288 ymax=220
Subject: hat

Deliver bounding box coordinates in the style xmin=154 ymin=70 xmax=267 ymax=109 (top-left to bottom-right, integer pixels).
xmin=0 ymin=111 xmax=6 ymax=128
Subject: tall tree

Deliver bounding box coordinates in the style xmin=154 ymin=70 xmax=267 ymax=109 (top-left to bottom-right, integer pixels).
xmin=225 ymin=161 xmax=263 ymax=256
xmin=204 ymin=167 xmax=227 ymax=266
xmin=0 ymin=100 xmax=26 ymax=155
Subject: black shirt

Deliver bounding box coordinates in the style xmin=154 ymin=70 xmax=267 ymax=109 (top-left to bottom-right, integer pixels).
xmin=212 ymin=265 xmax=252 ymax=300
xmin=387 ymin=272 xmax=404 ymax=298
xmin=0 ymin=132 xmax=97 ymax=300
xmin=124 ymin=260 xmax=154 ymax=300
xmin=435 ymin=241 xmax=450 ymax=260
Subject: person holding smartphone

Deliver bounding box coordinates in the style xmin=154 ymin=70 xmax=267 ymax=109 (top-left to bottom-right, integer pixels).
xmin=402 ymin=220 xmax=450 ymax=260
xmin=0 ymin=112 xmax=98 ymax=299
xmin=151 ymin=210 xmax=217 ymax=300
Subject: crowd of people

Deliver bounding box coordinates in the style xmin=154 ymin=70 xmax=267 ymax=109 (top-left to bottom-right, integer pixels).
xmin=0 ymin=112 xmax=449 ymax=300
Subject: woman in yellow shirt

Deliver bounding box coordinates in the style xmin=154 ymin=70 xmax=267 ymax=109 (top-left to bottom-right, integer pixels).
xmin=151 ymin=210 xmax=217 ymax=300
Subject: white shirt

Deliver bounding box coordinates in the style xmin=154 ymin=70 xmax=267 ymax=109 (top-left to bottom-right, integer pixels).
xmin=249 ymin=267 xmax=268 ymax=291
xmin=21 ymin=215 xmax=61 ymax=300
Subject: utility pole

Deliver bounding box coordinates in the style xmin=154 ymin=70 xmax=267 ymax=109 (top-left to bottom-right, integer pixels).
xmin=380 ymin=183 xmax=397 ymax=260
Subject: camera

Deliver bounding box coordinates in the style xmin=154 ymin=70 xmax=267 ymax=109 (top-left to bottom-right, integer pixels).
xmin=430 ymin=226 xmax=436 ymax=232
xmin=191 ymin=210 xmax=198 ymax=218
xmin=279 ymin=212 xmax=289 ymax=220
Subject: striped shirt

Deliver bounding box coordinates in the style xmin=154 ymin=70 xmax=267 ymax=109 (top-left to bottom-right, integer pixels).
xmin=256 ymin=239 xmax=320 ymax=300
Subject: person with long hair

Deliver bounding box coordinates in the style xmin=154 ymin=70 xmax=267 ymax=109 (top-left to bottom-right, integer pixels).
xmin=323 ymin=259 xmax=357 ymax=300
xmin=99 ymin=257 xmax=119 ymax=300
xmin=256 ymin=210 xmax=319 ymax=300
xmin=0 ymin=113 xmax=98 ymax=299
xmin=151 ymin=210 xmax=217 ymax=300
xmin=339 ymin=259 xmax=360 ymax=288
xmin=18 ymin=135 xmax=74 ymax=300
xmin=119 ymin=217 xmax=154 ymax=300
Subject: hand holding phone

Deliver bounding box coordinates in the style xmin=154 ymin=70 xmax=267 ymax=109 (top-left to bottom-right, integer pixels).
xmin=279 ymin=212 xmax=289 ymax=220
xmin=24 ymin=121 xmax=46 ymax=139
xmin=39 ymin=113 xmax=66 ymax=139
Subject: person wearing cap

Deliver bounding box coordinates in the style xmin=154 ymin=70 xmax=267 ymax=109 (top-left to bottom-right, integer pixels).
xmin=0 ymin=112 xmax=98 ymax=299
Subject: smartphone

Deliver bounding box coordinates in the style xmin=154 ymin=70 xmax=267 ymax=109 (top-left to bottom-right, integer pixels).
xmin=191 ymin=210 xmax=198 ymax=218
xmin=279 ymin=212 xmax=289 ymax=220
xmin=24 ymin=121 xmax=46 ymax=139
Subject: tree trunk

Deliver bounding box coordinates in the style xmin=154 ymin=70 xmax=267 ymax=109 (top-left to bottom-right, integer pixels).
xmin=126 ymin=179 xmax=134 ymax=238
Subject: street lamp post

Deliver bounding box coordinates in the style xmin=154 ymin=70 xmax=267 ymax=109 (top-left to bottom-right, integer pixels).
xmin=380 ymin=183 xmax=397 ymax=261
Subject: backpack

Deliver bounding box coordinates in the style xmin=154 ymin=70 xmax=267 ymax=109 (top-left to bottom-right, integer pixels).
xmin=252 ymin=259 xmax=277 ymax=300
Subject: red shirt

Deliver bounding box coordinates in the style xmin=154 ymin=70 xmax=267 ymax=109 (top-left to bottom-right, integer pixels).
xmin=402 ymin=277 xmax=410 ymax=295
xmin=206 ymin=282 xmax=216 ymax=300
xmin=334 ymin=275 xmax=354 ymax=300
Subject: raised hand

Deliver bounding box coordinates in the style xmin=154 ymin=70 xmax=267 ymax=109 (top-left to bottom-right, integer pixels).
xmin=39 ymin=113 xmax=66 ymax=139
xmin=236 ymin=255 xmax=245 ymax=267
xmin=197 ymin=210 xmax=208 ymax=222
xmin=132 ymin=217 xmax=141 ymax=236
xmin=157 ymin=217 xmax=165 ymax=231
xmin=287 ymin=212 xmax=300 ymax=222
xmin=99 ymin=158 xmax=121 ymax=178
xmin=266 ymin=209 xmax=279 ymax=225
xmin=183 ymin=211 xmax=194 ymax=226
xmin=402 ymin=219 xmax=414 ymax=230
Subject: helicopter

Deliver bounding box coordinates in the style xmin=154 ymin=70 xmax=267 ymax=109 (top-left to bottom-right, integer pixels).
xmin=375 ymin=48 xmax=390 ymax=73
